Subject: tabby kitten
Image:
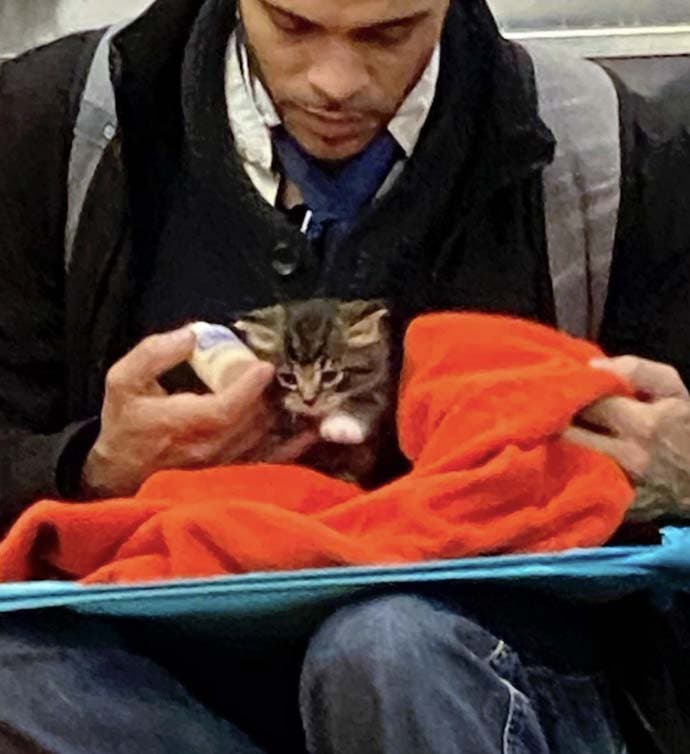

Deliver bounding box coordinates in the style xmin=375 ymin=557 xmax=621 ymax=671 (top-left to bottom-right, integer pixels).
xmin=234 ymin=298 xmax=393 ymax=483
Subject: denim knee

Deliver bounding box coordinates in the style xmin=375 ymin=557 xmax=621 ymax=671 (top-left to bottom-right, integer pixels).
xmin=300 ymin=594 xmax=550 ymax=754
xmin=302 ymin=593 xmax=502 ymax=687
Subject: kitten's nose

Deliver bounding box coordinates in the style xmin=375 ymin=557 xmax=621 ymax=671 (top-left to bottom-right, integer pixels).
xmin=302 ymin=396 xmax=318 ymax=407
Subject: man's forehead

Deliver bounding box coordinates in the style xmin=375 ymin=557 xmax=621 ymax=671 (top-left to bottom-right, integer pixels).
xmin=261 ymin=0 xmax=445 ymax=29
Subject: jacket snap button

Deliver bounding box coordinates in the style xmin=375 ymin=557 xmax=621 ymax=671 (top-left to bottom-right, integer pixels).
xmin=272 ymin=241 xmax=301 ymax=277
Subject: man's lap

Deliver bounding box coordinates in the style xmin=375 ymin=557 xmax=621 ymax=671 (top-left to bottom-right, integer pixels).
xmin=0 ymin=591 xmax=627 ymax=754
xmin=301 ymin=592 xmax=626 ymax=754
xmin=0 ymin=610 xmax=263 ymax=754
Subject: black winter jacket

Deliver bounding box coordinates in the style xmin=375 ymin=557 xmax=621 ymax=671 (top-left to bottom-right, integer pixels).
xmin=1 ymin=0 xmax=689 ymax=522
xmin=1 ymin=2 xmax=690 ymax=748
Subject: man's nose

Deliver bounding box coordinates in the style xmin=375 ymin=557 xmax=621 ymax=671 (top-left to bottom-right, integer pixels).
xmin=307 ymin=39 xmax=369 ymax=105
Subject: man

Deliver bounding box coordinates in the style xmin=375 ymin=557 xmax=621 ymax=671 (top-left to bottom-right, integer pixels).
xmin=0 ymin=0 xmax=689 ymax=751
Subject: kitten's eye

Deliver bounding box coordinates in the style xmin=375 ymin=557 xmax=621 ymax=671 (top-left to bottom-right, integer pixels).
xmin=321 ymin=370 xmax=341 ymax=386
xmin=277 ymin=372 xmax=298 ymax=389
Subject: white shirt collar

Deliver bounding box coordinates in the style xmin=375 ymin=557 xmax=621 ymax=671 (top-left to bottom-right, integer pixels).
xmin=225 ymin=32 xmax=275 ymax=171
xmin=225 ymin=29 xmax=440 ymax=171
xmin=387 ymin=45 xmax=440 ymax=157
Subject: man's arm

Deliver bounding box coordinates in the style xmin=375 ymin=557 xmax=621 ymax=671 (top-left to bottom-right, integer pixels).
xmin=566 ymin=62 xmax=690 ymax=522
xmin=0 ymin=33 xmax=314 ymax=527
xmin=598 ymin=60 xmax=690 ymax=384
xmin=565 ymin=356 xmax=690 ymax=523
xmin=0 ymin=33 xmax=98 ymax=528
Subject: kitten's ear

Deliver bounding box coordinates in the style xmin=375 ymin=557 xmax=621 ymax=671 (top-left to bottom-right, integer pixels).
xmin=234 ymin=307 xmax=284 ymax=354
xmin=342 ymin=302 xmax=389 ymax=349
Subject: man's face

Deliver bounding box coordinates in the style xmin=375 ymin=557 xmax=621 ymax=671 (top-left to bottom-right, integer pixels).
xmin=239 ymin=0 xmax=451 ymax=161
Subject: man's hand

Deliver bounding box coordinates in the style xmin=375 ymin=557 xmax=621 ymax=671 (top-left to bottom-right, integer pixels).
xmin=81 ymin=327 xmax=312 ymax=498
xmin=563 ymin=356 xmax=690 ymax=522
xmin=590 ymin=355 xmax=689 ymax=401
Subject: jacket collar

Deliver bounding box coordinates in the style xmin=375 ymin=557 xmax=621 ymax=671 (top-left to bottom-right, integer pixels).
xmin=444 ymin=0 xmax=555 ymax=194
xmin=110 ymin=0 xmax=206 ymax=88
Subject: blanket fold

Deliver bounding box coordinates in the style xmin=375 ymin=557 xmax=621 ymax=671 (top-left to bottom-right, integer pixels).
xmin=0 ymin=314 xmax=634 ymax=584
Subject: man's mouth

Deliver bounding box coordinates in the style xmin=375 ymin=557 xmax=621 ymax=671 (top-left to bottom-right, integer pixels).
xmin=301 ymin=107 xmax=364 ymax=124
xmin=297 ymin=107 xmax=371 ymax=140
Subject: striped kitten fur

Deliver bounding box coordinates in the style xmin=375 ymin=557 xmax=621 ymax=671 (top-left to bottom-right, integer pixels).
xmin=235 ymin=298 xmax=393 ymax=483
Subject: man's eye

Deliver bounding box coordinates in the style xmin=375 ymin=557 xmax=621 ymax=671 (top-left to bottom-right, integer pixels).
xmin=272 ymin=11 xmax=316 ymax=35
xmin=355 ymin=26 xmax=412 ymax=47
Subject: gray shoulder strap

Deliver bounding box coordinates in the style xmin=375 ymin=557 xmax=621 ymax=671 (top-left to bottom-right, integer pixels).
xmin=523 ymin=42 xmax=621 ymax=341
xmin=64 ymin=24 xmax=125 ymax=272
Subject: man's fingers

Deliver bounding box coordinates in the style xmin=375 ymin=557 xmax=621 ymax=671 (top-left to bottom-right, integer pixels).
xmin=107 ymin=328 xmax=196 ymax=394
xmin=590 ymin=356 xmax=690 ymax=400
xmin=215 ymin=362 xmax=276 ymax=418
xmin=578 ymin=396 xmax=657 ymax=440
xmin=138 ymin=393 xmax=271 ymax=440
xmin=132 ymin=361 xmax=274 ymax=430
xmin=264 ymin=430 xmax=319 ymax=464
xmin=563 ymin=426 xmax=649 ymax=478
xmin=166 ymin=423 xmax=267 ymax=469
xmin=563 ymin=426 xmax=625 ymax=457
xmin=213 ymin=423 xmax=274 ymax=466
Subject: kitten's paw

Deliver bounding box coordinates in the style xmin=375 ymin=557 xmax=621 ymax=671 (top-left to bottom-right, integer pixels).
xmin=320 ymin=414 xmax=367 ymax=445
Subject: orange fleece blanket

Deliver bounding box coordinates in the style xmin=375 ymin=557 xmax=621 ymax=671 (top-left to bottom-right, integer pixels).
xmin=0 ymin=314 xmax=635 ymax=584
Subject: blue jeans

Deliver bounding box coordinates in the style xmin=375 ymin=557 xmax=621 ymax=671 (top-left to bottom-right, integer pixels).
xmin=301 ymin=594 xmax=627 ymax=754
xmin=0 ymin=594 xmax=627 ymax=754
